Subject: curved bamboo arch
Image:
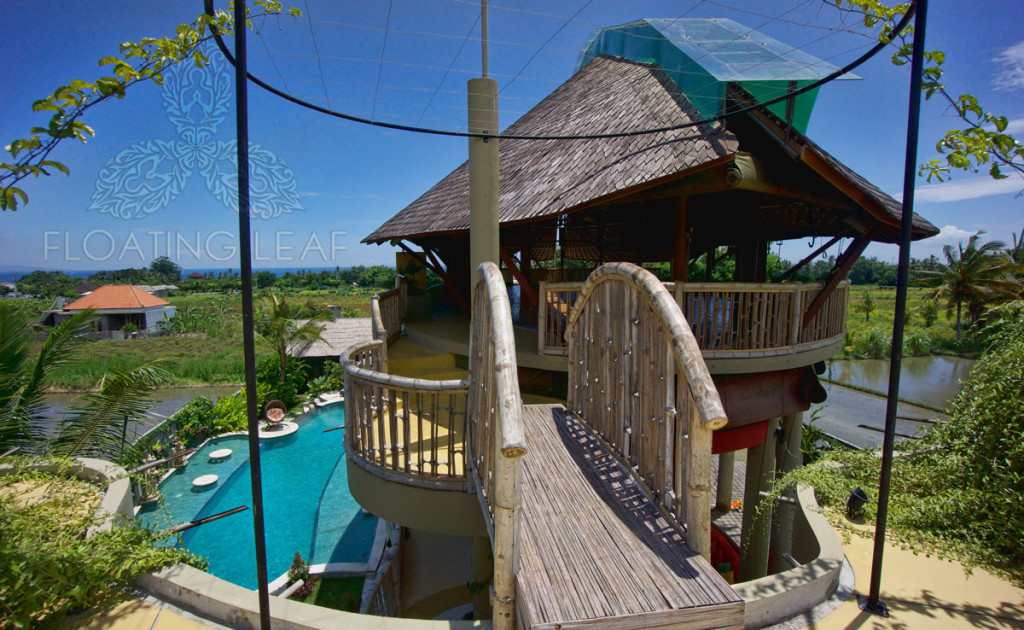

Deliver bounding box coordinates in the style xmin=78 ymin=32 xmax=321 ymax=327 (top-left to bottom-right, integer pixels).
xmin=568 ymin=262 xmax=728 ymax=430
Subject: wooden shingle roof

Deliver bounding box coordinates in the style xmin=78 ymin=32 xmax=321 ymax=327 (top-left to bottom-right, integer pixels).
xmin=364 ymin=56 xmax=738 ymax=244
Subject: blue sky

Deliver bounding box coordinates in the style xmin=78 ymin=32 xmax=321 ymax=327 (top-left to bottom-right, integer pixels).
xmin=1 ymin=0 xmax=1022 ymax=274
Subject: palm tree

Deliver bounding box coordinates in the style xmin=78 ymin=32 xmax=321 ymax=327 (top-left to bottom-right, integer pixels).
xmin=0 ymin=302 xmax=166 ymax=460
xmin=254 ymin=291 xmax=331 ymax=383
xmin=914 ymin=232 xmax=1021 ymax=344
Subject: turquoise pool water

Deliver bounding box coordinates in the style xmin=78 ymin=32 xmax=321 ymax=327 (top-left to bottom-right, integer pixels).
xmin=139 ymin=403 xmax=377 ymax=589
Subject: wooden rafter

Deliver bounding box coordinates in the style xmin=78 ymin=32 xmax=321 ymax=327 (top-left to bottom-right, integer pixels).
xmin=802 ymin=232 xmax=871 ymax=327
xmin=499 ymin=248 xmax=539 ymax=309
xmin=776 ymin=233 xmax=846 ymax=282
xmin=396 ymin=241 xmax=470 ymax=316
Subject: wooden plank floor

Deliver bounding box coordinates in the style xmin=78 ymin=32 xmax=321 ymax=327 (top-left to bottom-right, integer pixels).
xmin=516 ymin=404 xmax=744 ymax=630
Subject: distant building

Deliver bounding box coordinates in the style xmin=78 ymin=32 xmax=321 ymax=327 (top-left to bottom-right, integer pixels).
xmin=186 ymin=272 xmax=206 ymax=280
xmin=134 ymin=284 xmax=178 ymax=298
xmin=60 ymin=285 xmax=176 ymax=333
xmin=74 ymin=281 xmax=98 ymax=296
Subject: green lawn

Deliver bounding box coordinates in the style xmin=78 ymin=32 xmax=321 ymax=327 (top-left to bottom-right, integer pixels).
xmin=297 ymin=577 xmax=363 ymax=612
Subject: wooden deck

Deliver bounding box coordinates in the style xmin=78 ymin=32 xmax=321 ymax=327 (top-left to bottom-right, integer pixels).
xmin=516 ymin=405 xmax=744 ymax=630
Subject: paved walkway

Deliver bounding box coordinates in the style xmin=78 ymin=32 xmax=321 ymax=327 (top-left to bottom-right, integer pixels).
xmin=804 ymin=529 xmax=1024 ymax=630
xmin=811 ymin=381 xmax=943 ymax=449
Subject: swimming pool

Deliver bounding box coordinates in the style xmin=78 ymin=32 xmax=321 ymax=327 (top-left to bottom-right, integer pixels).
xmin=139 ymin=403 xmax=377 ymax=589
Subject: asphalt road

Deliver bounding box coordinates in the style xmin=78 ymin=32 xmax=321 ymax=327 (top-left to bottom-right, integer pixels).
xmin=809 ymin=380 xmax=946 ymax=449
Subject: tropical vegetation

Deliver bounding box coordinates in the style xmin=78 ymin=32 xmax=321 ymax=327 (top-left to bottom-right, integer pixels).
xmin=914 ymin=232 xmax=1022 ymax=344
xmin=0 ymin=459 xmax=203 ymax=628
xmin=0 ymin=302 xmax=168 ymax=463
xmin=254 ymin=291 xmax=330 ymax=384
xmin=776 ymin=299 xmax=1024 ymax=585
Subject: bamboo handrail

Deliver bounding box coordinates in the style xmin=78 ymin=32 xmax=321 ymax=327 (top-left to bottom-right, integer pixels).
xmin=342 ymin=339 xmax=469 ymax=489
xmin=568 ymin=263 xmax=727 ymax=430
xmin=565 ymin=262 xmax=727 ymax=561
xmin=467 ymin=262 xmax=526 ymax=630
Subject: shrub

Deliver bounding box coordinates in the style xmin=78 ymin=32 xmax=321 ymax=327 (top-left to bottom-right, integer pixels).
xmin=287 ymin=552 xmax=317 ymax=599
xmin=777 ymin=301 xmax=1024 ymax=582
xmin=903 ymin=329 xmax=934 ymax=356
xmin=0 ymin=460 xmax=203 ymax=627
xmin=257 ymin=355 xmax=308 ymax=408
xmin=852 ymin=327 xmax=891 ymax=358
xmin=173 ymin=396 xmax=218 ymax=444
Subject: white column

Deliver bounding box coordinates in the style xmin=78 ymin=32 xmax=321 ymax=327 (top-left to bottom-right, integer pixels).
xmin=468 ymin=77 xmax=500 ymax=284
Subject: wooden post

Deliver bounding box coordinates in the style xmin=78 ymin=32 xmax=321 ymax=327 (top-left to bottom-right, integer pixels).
xmin=671 ymin=197 xmax=690 ymax=282
xmin=370 ymin=296 xmax=388 ymax=371
xmin=686 ymin=400 xmax=712 ymax=561
xmin=716 ymin=450 xmax=736 ymax=512
xmin=770 ymin=412 xmax=804 ymax=574
xmin=741 ymin=417 xmax=778 ymax=581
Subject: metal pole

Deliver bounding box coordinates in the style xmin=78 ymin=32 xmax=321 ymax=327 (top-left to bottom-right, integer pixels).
xmin=862 ymin=0 xmax=928 ymax=616
xmin=233 ymin=2 xmax=273 ymax=627
xmin=481 ymin=0 xmax=489 ymax=77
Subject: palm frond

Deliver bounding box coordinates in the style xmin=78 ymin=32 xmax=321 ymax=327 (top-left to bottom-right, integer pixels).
xmin=49 ymin=362 xmax=168 ymax=461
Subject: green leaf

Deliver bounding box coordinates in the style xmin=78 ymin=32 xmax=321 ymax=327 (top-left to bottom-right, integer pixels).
xmin=40 ymin=160 xmax=70 ymax=176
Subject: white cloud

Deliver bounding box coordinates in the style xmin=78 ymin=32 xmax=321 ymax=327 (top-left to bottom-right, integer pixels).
xmin=933 ymin=225 xmax=974 ymax=241
xmin=912 ymin=176 xmax=1023 ymax=203
xmin=1005 ymin=117 xmax=1024 ymax=134
xmin=992 ymin=41 xmax=1024 ymax=91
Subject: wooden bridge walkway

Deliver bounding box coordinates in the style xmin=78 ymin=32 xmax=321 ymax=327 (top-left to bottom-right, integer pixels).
xmin=516 ymin=404 xmax=743 ymax=630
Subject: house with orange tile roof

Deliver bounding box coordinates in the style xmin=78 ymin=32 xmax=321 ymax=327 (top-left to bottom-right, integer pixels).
xmin=61 ymin=284 xmax=177 ymax=334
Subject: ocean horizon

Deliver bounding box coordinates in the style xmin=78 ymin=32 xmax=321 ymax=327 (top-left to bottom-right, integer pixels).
xmin=0 ymin=265 xmax=381 ymax=281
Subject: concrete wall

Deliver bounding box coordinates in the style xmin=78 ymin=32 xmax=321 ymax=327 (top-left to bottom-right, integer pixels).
xmin=347 ymin=460 xmax=488 ymax=538
xmin=138 ymin=564 xmax=488 ymax=630
xmin=145 ymin=305 xmax=176 ymax=331
xmin=732 ymin=484 xmax=845 ymax=628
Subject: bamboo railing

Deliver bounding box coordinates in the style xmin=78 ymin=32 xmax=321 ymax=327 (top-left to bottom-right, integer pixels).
xmin=375 ymin=275 xmax=408 ymax=345
xmin=342 ymin=339 xmax=469 ymax=490
xmin=467 ymin=262 xmax=527 ymax=630
xmin=797 ymin=283 xmax=849 ymax=345
xmin=540 ymin=280 xmax=850 ymax=360
xmin=362 ymin=546 xmax=401 ymax=616
xmin=565 ymin=263 xmax=728 ymax=560
xmin=537 ymin=281 xmax=584 ymax=356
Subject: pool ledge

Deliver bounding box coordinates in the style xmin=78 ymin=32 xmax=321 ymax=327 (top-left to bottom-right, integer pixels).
xmin=138 ymin=563 xmax=488 ymax=630
xmin=0 ymin=457 xmax=132 ymax=539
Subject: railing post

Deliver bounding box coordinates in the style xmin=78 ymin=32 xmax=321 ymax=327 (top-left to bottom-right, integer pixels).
xmin=685 ymin=398 xmax=712 ymax=562
xmin=492 ymin=444 xmax=523 ymax=630
xmin=790 ymin=286 xmax=803 ymax=346
xmin=370 ymin=296 xmax=388 ymax=371
xmin=537 ymin=281 xmax=548 ymax=355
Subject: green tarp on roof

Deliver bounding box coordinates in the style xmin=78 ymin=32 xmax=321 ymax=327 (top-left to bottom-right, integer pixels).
xmin=577 ymin=18 xmax=859 ymax=133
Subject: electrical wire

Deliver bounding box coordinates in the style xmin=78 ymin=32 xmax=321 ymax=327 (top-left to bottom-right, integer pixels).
xmin=302 ymin=0 xmax=332 ymax=108
xmin=371 ymin=0 xmax=394 ymax=120
xmin=203 ymin=0 xmax=915 ymax=142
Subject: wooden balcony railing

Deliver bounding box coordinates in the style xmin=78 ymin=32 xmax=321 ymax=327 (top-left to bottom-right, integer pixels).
xmin=539 ymin=280 xmax=850 ymax=361
xmin=565 ymin=263 xmax=727 ymax=560
xmin=342 ymin=339 xmax=469 ymax=490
